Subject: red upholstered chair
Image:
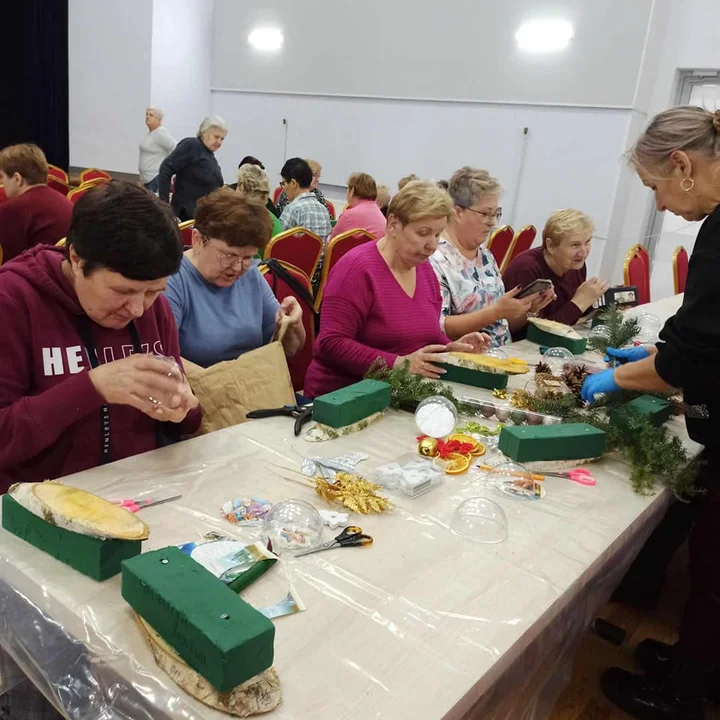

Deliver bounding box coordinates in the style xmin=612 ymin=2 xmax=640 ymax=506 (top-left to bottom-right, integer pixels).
xmin=486 ymin=225 xmax=514 ymax=269
xmin=325 ymin=200 xmax=336 ymax=221
xmin=673 ymin=245 xmax=688 ymax=295
xmin=67 ymin=179 xmax=109 ymax=204
xmin=314 ymin=229 xmax=373 ymax=311
xmin=178 ymin=219 xmax=195 ymax=249
xmin=47 ymin=175 xmax=70 ymax=196
xmin=501 ymin=224 xmax=536 ymax=273
xmin=48 ymin=165 xmax=69 ymax=183
xmin=260 ymin=261 xmax=315 ymax=392
xmin=263 ymin=227 xmax=323 ymax=282
xmin=624 ymin=245 xmax=651 ymax=305
xmin=80 ymin=168 xmax=111 ymax=183
xmin=273 ymin=186 xmax=283 ymax=204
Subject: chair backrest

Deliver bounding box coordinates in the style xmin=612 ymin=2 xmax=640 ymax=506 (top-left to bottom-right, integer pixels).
xmin=260 ymin=260 xmax=315 ymax=392
xmin=325 ymin=199 xmax=336 ymax=220
xmin=314 ymin=229 xmax=374 ymax=311
xmin=80 ymin=168 xmax=111 ymax=184
xmin=67 ymin=178 xmax=109 ymax=204
xmin=486 ymin=225 xmax=515 ymax=268
xmin=273 ymin=186 xmax=283 ymax=204
xmin=263 ymin=227 xmax=323 ymax=281
xmin=56 ymin=237 xmax=67 ymax=248
xmin=48 ymin=165 xmax=69 ymax=183
xmin=673 ymin=245 xmax=688 ymax=295
xmin=0 ymin=244 xmax=3 ymax=266
xmin=47 ymin=175 xmax=70 ymax=196
xmin=624 ymin=245 xmax=651 ymax=305
xmin=501 ymin=224 xmax=536 ymax=273
xmin=178 ymin=219 xmax=195 ymax=248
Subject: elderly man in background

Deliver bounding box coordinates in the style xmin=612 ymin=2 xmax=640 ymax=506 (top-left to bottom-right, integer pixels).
xmin=278 ymin=158 xmax=332 ymax=242
xmin=138 ymin=107 xmax=176 ymax=193
xmin=0 ymin=143 xmax=72 ymax=262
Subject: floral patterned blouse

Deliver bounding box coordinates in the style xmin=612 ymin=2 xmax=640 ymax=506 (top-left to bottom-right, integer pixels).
xmin=429 ymin=236 xmax=511 ymax=346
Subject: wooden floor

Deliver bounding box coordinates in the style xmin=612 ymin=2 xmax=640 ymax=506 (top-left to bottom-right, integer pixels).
xmin=549 ymin=544 xmax=720 ymax=719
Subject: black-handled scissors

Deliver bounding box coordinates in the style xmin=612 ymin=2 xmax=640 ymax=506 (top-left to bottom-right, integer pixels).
xmin=246 ymin=403 xmax=313 ymax=436
xmin=295 ymin=526 xmax=374 ymax=557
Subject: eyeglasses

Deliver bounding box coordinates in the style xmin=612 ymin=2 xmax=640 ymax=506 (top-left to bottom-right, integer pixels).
xmin=464 ymin=207 xmax=503 ymax=221
xmin=201 ymin=235 xmax=254 ymax=269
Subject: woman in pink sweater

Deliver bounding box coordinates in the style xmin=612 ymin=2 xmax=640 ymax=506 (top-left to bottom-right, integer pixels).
xmin=304 ymin=182 xmax=490 ymax=397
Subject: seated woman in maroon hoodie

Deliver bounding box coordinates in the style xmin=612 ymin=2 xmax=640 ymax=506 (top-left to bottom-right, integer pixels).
xmin=0 ymin=181 xmax=201 ymax=491
xmin=0 ymin=143 xmax=73 ymax=262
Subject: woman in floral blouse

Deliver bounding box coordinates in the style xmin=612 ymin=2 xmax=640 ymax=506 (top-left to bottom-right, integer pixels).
xmin=430 ymin=167 xmax=554 ymax=346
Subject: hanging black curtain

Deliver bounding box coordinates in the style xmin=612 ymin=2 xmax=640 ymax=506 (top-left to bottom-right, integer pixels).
xmin=0 ymin=0 xmax=69 ymax=170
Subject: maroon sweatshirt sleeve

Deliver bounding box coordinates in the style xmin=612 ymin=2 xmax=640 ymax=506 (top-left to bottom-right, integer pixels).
xmin=0 ymin=202 xmax=29 ymax=263
xmin=155 ymin=295 xmax=202 ymax=435
xmin=0 ymin=297 xmax=106 ymax=471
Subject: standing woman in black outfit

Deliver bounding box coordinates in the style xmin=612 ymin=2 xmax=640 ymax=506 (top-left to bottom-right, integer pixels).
xmin=582 ymin=106 xmax=720 ymax=720
xmin=158 ymin=115 xmax=227 ymax=221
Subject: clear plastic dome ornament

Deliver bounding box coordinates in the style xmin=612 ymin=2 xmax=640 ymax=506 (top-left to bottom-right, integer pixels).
xmin=451 ymin=497 xmax=508 ymax=544
xmin=542 ymin=346 xmax=574 ymax=374
xmin=633 ymin=312 xmax=662 ymax=344
xmin=588 ymin=324 xmax=611 ymax=341
xmin=415 ymin=396 xmax=458 ymax=438
xmin=483 ymin=347 xmax=508 ymax=361
xmin=263 ymin=499 xmax=324 ymax=555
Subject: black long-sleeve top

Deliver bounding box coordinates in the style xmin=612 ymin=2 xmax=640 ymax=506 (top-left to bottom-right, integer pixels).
xmin=158 ymin=137 xmax=223 ymax=220
xmin=655 ymin=203 xmax=720 ymax=447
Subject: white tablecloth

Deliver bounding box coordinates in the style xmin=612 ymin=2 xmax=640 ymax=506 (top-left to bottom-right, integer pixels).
xmin=0 ymin=294 xmax=694 ymax=720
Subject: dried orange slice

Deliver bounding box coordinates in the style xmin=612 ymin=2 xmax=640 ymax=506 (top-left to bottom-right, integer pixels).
xmin=444 ymin=452 xmax=472 ymax=475
xmin=447 ymin=434 xmax=486 ymax=457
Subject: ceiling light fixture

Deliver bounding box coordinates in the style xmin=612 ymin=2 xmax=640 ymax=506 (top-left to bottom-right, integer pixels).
xmin=248 ymin=27 xmax=284 ymax=52
xmin=515 ymin=19 xmax=574 ymax=53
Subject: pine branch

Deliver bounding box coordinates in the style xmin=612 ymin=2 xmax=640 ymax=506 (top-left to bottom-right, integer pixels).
xmin=587 ymin=304 xmax=641 ymax=355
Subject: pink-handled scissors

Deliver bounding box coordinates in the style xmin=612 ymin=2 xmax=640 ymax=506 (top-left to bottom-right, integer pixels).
xmin=110 ymin=495 xmax=182 ymax=512
xmin=539 ymin=469 xmax=596 ymax=486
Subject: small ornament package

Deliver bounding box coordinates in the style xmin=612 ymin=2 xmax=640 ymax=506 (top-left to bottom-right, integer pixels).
xmin=374 ymin=454 xmax=444 ymax=498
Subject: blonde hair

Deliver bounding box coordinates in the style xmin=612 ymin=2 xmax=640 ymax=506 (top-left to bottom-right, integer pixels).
xmin=630 ymin=106 xmax=720 ymax=171
xmin=347 ymin=172 xmax=377 ymax=200
xmin=0 ymin=143 xmax=48 ymax=186
xmin=397 ymin=173 xmax=419 ymax=191
xmin=306 ymin=159 xmax=322 ymax=176
xmin=376 ymin=184 xmax=391 ymax=209
xmin=543 ymin=209 xmax=594 ymax=251
xmin=448 ymin=167 xmax=501 ymax=208
xmin=236 ymin=164 xmax=270 ymax=202
xmin=387 ymin=181 xmax=453 ymax=225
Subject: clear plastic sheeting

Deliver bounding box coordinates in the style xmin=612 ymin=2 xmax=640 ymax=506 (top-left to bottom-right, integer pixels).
xmin=0 ymin=294 xmax=695 ymax=720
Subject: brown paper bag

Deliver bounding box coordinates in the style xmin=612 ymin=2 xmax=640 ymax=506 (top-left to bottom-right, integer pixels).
xmin=183 ymin=320 xmax=295 ymax=435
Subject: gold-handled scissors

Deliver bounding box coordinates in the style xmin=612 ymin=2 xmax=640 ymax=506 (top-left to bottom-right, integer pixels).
xmin=295 ymin=526 xmax=373 ymax=557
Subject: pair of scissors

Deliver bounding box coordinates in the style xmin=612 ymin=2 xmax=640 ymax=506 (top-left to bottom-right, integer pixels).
xmin=110 ymin=494 xmax=182 ymax=512
xmin=246 ymin=403 xmax=314 ymax=436
xmin=295 ymin=526 xmax=373 ymax=557
xmin=538 ymin=468 xmax=596 ymax=486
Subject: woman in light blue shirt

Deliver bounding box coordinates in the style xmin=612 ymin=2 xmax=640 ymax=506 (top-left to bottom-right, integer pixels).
xmin=164 ymin=188 xmax=305 ymax=367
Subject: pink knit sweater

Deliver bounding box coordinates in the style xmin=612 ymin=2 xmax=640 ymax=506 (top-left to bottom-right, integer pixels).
xmin=304 ymin=242 xmax=450 ymax=397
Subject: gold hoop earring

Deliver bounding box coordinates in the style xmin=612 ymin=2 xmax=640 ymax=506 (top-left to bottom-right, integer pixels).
xmin=681 ymin=178 xmax=695 ymax=192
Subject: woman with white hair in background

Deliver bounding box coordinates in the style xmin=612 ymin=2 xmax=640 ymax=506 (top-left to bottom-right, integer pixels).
xmin=158 ymin=115 xmax=227 ymax=221
xmin=138 ymin=107 xmax=176 ymax=193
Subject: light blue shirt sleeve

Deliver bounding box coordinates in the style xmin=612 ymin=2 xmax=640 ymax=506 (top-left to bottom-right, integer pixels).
xmin=164 ymin=271 xmax=186 ymax=329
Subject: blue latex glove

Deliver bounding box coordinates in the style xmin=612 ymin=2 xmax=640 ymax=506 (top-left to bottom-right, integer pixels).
xmin=581 ymin=369 xmax=620 ymax=403
xmin=604 ymin=346 xmax=650 ymax=365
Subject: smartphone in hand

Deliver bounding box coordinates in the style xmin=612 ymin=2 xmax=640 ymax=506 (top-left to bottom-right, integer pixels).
xmin=517 ymin=278 xmax=553 ymax=299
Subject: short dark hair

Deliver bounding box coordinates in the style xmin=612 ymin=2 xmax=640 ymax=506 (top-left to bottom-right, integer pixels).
xmin=239 ymin=155 xmax=264 ymax=170
xmin=67 ymin=181 xmax=182 ymax=280
xmin=281 ymin=157 xmax=312 ymax=188
xmin=195 ymin=187 xmax=272 ymax=250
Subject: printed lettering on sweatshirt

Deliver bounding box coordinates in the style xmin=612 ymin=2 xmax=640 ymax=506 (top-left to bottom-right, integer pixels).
xmin=42 ymin=341 xmax=166 ymax=377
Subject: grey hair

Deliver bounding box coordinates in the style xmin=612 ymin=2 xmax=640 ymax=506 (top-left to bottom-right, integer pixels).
xmin=630 ymin=106 xmax=720 ymax=171
xmin=146 ymin=106 xmax=164 ymax=121
xmin=236 ymin=164 xmax=270 ymax=201
xmin=447 ymin=166 xmax=502 ymax=208
xmin=197 ymin=115 xmax=228 ymax=137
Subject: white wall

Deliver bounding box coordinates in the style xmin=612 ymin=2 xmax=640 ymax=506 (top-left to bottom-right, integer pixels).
xmin=213 ymin=0 xmax=651 ymax=107
xmin=150 ymin=0 xmax=214 ymax=143
xmin=69 ymin=0 xmax=153 ymax=173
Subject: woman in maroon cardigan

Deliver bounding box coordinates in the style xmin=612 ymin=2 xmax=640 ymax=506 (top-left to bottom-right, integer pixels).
xmin=503 ymin=209 xmax=608 ymax=329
